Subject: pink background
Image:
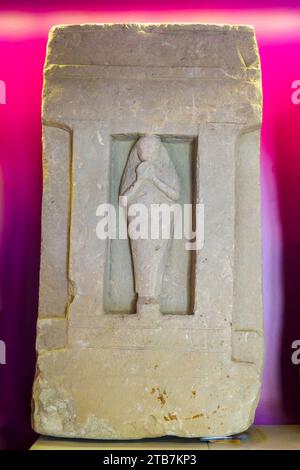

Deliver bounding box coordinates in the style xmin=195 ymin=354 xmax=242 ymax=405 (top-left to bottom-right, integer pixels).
xmin=0 ymin=1 xmax=300 ymax=449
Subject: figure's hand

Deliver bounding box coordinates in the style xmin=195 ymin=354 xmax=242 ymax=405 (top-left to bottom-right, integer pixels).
xmin=136 ymin=162 xmax=155 ymax=180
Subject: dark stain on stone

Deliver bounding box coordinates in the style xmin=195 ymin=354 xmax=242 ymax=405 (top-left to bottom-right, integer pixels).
xmin=157 ymin=393 xmax=166 ymax=406
xmin=151 ymin=387 xmax=168 ymax=406
xmin=185 ymin=413 xmax=204 ymax=420
xmin=164 ymin=412 xmax=177 ymax=421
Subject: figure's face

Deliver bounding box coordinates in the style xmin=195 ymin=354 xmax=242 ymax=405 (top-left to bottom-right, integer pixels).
xmin=138 ymin=136 xmax=161 ymax=162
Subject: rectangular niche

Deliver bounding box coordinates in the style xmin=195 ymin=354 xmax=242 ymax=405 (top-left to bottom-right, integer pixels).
xmin=104 ymin=134 xmax=197 ymax=315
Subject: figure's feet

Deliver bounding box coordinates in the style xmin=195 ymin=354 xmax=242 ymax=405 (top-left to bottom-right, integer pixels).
xmin=136 ymin=296 xmax=160 ymax=316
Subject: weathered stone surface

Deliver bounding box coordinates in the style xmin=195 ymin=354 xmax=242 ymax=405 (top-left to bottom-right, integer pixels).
xmin=32 ymin=23 xmax=263 ymax=439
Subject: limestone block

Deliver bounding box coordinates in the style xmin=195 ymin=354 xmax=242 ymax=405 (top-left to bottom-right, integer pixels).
xmin=32 ymin=23 xmax=263 ymax=439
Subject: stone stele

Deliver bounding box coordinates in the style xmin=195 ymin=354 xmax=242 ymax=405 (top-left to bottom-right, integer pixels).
xmin=32 ymin=23 xmax=263 ymax=439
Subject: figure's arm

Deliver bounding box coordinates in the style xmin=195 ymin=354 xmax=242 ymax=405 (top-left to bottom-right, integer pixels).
xmin=120 ymin=177 xmax=143 ymax=201
xmin=152 ymin=175 xmax=180 ymax=201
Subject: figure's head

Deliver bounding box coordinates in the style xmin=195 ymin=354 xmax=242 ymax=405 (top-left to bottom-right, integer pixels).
xmin=137 ymin=135 xmax=161 ymax=162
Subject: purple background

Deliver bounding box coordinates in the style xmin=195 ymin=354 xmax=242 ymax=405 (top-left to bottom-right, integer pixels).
xmin=0 ymin=0 xmax=300 ymax=449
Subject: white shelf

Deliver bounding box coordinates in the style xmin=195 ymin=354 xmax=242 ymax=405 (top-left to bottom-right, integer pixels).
xmin=31 ymin=425 xmax=300 ymax=450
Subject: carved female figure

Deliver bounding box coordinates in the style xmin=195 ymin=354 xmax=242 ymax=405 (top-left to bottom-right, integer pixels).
xmin=120 ymin=135 xmax=180 ymax=311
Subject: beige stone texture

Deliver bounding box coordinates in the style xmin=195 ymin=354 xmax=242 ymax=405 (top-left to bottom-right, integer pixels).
xmin=32 ymin=23 xmax=263 ymax=439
